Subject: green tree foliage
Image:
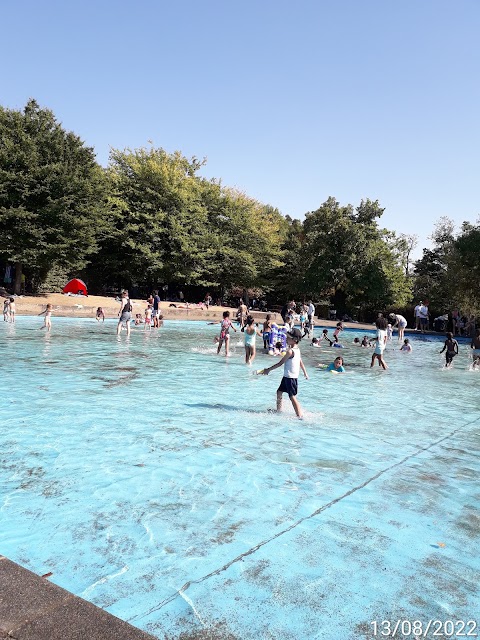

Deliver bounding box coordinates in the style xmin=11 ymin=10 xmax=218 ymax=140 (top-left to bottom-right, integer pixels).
xmin=0 ymin=99 xmax=107 ymax=292
xmin=447 ymin=221 xmax=480 ymax=313
xmin=286 ymin=197 xmax=411 ymax=313
xmin=97 ymin=146 xmax=287 ymax=291
xmin=413 ymin=217 xmax=455 ymax=310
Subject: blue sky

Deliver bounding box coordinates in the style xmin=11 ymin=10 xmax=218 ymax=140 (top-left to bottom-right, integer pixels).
xmin=2 ymin=0 xmax=479 ymax=258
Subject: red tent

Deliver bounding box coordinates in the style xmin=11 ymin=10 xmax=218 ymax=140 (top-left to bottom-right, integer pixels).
xmin=63 ymin=278 xmax=88 ymax=296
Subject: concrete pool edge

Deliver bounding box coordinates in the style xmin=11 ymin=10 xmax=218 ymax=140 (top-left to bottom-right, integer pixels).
xmin=0 ymin=556 xmax=156 ymax=640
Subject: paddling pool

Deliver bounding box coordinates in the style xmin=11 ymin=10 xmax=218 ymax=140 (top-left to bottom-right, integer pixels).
xmin=1 ymin=318 xmax=479 ymax=639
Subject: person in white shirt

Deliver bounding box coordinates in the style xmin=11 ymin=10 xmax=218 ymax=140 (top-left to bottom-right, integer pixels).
xmin=371 ymin=317 xmax=388 ymax=370
xmin=261 ymin=328 xmax=309 ymax=418
xmin=414 ymin=302 xmax=422 ymax=331
xmin=418 ymin=303 xmax=429 ymax=333
xmin=307 ymin=301 xmax=315 ymax=323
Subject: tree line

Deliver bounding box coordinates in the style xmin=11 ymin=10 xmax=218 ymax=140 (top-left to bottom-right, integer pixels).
xmin=1 ymin=100 xmax=478 ymax=318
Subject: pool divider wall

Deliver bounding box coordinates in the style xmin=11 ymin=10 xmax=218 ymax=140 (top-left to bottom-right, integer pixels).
xmin=0 ymin=556 xmax=156 ymax=640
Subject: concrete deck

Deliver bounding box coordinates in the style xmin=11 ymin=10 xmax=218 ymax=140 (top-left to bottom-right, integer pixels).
xmin=0 ymin=556 xmax=156 ymax=640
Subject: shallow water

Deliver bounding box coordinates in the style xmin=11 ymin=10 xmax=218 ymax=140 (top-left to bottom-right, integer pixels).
xmin=1 ymin=318 xmax=479 ymax=639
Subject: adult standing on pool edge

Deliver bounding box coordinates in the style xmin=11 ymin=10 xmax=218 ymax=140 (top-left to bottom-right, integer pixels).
xmin=117 ymin=290 xmax=132 ymax=336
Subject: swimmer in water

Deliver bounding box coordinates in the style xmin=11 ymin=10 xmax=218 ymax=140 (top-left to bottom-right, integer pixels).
xmin=400 ymin=338 xmax=412 ymax=352
xmin=326 ymin=356 xmax=345 ymax=373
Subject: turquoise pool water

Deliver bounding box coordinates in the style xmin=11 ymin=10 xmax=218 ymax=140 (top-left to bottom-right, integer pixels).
xmin=1 ymin=318 xmax=479 ymax=639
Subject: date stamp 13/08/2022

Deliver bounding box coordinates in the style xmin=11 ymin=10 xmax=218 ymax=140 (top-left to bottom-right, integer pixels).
xmin=370 ymin=619 xmax=478 ymax=638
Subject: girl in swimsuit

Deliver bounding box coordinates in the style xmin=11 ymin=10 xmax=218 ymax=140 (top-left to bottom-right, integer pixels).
xmin=217 ymin=311 xmax=237 ymax=357
xmin=38 ymin=304 xmax=53 ymax=332
xmin=244 ymin=316 xmax=263 ymax=365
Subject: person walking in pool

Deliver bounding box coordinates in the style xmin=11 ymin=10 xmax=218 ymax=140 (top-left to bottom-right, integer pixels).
xmin=371 ymin=317 xmax=388 ymax=370
xmin=238 ymin=301 xmax=248 ymax=329
xmin=38 ymin=304 xmax=53 ymax=332
xmin=440 ymin=332 xmax=459 ymax=368
xmin=262 ymin=314 xmax=273 ymax=350
xmin=7 ymin=297 xmax=15 ymax=323
xmin=261 ymin=328 xmax=308 ymax=418
xmin=400 ymin=338 xmax=412 ymax=352
xmin=471 ymin=328 xmax=480 ymax=368
xmin=117 ymin=291 xmax=132 ymax=336
xmin=217 ymin=310 xmax=237 ymax=356
xmin=244 ymin=316 xmax=263 ymax=365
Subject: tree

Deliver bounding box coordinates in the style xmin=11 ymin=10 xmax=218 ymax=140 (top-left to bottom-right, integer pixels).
xmin=445 ymin=220 xmax=480 ymax=313
xmin=0 ymin=99 xmax=107 ymax=293
xmin=295 ymin=197 xmax=411 ymax=314
xmin=413 ymin=217 xmax=455 ymax=309
xmin=96 ymin=146 xmax=287 ymax=292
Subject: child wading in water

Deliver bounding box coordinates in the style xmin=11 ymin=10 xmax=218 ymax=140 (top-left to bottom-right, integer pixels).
xmin=261 ymin=328 xmax=308 ymax=418
xmin=8 ymin=298 xmax=15 ymax=323
xmin=440 ymin=332 xmax=459 ymax=368
xmin=244 ymin=316 xmax=262 ymax=365
xmin=38 ymin=304 xmax=53 ymax=331
xmin=471 ymin=328 xmax=480 ymax=368
xmin=371 ymin=317 xmax=388 ymax=369
xmin=319 ymin=329 xmax=333 ymax=346
xmin=217 ymin=310 xmax=237 ymax=356
xmin=400 ymin=338 xmax=412 ymax=352
xmin=333 ymin=322 xmax=343 ymax=343
xmin=262 ymin=314 xmax=272 ymax=350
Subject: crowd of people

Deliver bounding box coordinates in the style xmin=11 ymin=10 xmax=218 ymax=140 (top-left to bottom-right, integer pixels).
xmin=4 ymin=291 xmax=480 ymax=420
xmin=209 ymin=301 xmax=480 ymax=419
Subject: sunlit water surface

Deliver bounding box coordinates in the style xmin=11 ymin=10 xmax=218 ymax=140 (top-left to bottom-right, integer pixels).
xmin=1 ymin=318 xmax=479 ymax=639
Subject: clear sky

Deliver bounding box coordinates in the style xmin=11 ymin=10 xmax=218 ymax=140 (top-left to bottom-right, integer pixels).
xmin=2 ymin=0 xmax=479 ymax=258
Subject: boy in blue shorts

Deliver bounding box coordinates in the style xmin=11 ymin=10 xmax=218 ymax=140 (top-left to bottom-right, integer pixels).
xmin=262 ymin=328 xmax=308 ymax=418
